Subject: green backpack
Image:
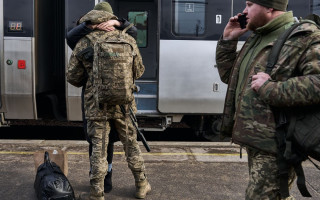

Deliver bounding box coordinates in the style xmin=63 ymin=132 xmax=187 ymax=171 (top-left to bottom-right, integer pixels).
xmin=266 ymin=14 xmax=320 ymax=198
xmin=89 ymin=24 xmax=136 ymax=106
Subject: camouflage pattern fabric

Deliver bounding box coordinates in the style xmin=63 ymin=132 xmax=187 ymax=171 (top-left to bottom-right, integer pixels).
xmin=79 ymin=10 xmax=118 ymax=25
xmin=112 ymin=114 xmax=146 ymax=182
xmin=87 ymin=116 xmax=146 ymax=197
xmin=67 ymin=10 xmax=146 ymax=199
xmin=67 ymin=11 xmax=144 ymax=121
xmin=89 ymin=26 xmax=137 ymax=106
xmin=246 ymin=148 xmax=296 ymax=200
xmin=216 ymin=12 xmax=320 ymax=154
xmin=87 ymin=120 xmax=109 ymax=198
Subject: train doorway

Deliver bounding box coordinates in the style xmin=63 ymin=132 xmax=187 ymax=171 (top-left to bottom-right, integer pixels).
xmin=35 ymin=0 xmax=66 ymax=120
xmin=115 ymin=0 xmax=158 ymax=80
xmin=112 ymin=0 xmax=160 ymax=116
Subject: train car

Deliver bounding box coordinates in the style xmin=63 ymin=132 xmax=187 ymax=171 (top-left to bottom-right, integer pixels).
xmin=0 ymin=0 xmax=319 ymax=138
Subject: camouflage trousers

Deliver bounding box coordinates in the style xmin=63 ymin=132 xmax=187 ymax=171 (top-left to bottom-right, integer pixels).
xmin=87 ymin=116 xmax=146 ymax=197
xmin=245 ymin=147 xmax=296 ymax=200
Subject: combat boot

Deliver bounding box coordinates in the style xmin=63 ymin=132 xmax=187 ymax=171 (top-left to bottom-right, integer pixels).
xmin=104 ymin=170 xmax=112 ymax=193
xmin=135 ymin=179 xmax=151 ymax=199
xmin=78 ymin=190 xmax=104 ymax=200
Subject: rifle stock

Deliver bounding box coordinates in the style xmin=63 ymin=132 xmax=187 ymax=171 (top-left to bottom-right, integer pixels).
xmin=120 ymin=105 xmax=151 ymax=152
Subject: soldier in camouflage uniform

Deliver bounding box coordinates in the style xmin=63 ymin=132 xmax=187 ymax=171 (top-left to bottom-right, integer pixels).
xmin=67 ymin=5 xmax=151 ymax=200
xmin=216 ymin=0 xmax=320 ymax=199
xmin=66 ymin=2 xmax=138 ymax=194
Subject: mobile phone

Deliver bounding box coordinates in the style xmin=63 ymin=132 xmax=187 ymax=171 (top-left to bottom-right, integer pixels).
xmin=238 ymin=14 xmax=247 ymax=29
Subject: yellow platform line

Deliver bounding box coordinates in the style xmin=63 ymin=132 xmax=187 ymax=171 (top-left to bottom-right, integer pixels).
xmin=0 ymin=151 xmax=34 ymax=155
xmin=0 ymin=151 xmax=246 ymax=157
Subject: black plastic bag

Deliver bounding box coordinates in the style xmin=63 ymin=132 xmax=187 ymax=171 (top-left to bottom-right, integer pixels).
xmin=34 ymin=151 xmax=75 ymax=200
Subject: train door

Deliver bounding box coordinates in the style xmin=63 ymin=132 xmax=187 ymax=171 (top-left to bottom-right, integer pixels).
xmin=35 ymin=0 xmax=67 ymax=121
xmin=65 ymin=0 xmax=95 ymax=121
xmin=2 ymin=0 xmax=36 ymax=119
xmin=112 ymin=0 xmax=159 ymax=115
xmin=1 ymin=0 xmax=95 ymax=122
xmin=2 ymin=0 xmax=67 ymax=122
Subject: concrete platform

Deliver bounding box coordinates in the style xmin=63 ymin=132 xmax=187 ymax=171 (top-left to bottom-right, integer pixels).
xmin=0 ymin=140 xmax=319 ymax=200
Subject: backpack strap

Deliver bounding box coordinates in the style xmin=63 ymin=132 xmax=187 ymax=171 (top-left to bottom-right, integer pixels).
xmin=275 ymin=125 xmax=290 ymax=198
xmin=305 ymin=14 xmax=320 ymax=26
xmin=266 ymin=21 xmax=317 ymax=198
xmin=294 ymin=163 xmax=312 ymax=197
xmin=122 ymin=23 xmax=134 ymax=35
xmin=276 ymin=114 xmax=312 ymax=198
xmin=266 ymin=22 xmax=303 ymax=75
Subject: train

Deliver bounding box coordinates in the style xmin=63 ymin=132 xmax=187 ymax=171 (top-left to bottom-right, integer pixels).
xmin=1 ymin=0 xmax=319 ymax=139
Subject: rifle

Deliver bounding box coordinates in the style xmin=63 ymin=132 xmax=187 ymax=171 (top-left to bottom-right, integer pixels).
xmin=120 ymin=105 xmax=151 ymax=152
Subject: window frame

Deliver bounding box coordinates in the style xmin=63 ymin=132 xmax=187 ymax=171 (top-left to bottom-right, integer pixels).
xmin=172 ymin=0 xmax=207 ymax=37
xmin=128 ymin=11 xmax=149 ymax=48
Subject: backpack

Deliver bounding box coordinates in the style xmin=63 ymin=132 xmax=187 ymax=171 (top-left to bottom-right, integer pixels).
xmin=90 ymin=24 xmax=136 ymax=106
xmin=265 ymin=14 xmax=320 ymax=198
xmin=34 ymin=151 xmax=75 ymax=200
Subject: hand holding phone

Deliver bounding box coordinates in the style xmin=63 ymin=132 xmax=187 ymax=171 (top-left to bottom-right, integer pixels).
xmin=238 ymin=14 xmax=247 ymax=29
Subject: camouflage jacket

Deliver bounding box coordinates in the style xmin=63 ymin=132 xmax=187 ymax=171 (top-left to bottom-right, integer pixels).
xmin=67 ymin=10 xmax=145 ymax=120
xmin=216 ymin=12 xmax=320 ymax=154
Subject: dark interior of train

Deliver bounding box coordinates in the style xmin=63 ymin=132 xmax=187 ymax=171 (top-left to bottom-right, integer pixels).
xmin=35 ymin=0 xmax=66 ymax=120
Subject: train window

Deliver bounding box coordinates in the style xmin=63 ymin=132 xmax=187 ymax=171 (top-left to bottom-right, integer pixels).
xmin=128 ymin=11 xmax=148 ymax=48
xmin=313 ymin=0 xmax=320 ymax=15
xmin=173 ymin=0 xmax=206 ymax=36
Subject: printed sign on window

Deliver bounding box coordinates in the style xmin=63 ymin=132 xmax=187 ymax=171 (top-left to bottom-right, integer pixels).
xmin=216 ymin=15 xmax=222 ymax=24
xmin=185 ymin=3 xmax=194 ymax=13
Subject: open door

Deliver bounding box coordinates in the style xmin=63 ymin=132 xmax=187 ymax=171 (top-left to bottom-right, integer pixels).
xmin=114 ymin=0 xmax=159 ymax=114
xmin=116 ymin=0 xmax=158 ymax=80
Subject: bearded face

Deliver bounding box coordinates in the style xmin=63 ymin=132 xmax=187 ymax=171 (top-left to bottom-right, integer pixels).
xmin=244 ymin=2 xmax=271 ymax=31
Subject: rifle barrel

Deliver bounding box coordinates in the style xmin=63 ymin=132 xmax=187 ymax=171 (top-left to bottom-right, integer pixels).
xmin=120 ymin=105 xmax=151 ymax=152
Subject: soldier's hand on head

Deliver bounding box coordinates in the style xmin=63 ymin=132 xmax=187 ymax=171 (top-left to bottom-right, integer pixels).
xmin=251 ymin=72 xmax=271 ymax=92
xmin=96 ymin=20 xmax=121 ymax=32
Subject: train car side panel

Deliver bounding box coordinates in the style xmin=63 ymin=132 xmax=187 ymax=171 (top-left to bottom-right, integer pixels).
xmin=3 ymin=37 xmax=36 ymax=119
xmin=158 ymin=0 xmax=232 ymax=114
xmin=159 ymin=40 xmax=226 ymax=113
xmin=2 ymin=0 xmax=36 ymax=119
